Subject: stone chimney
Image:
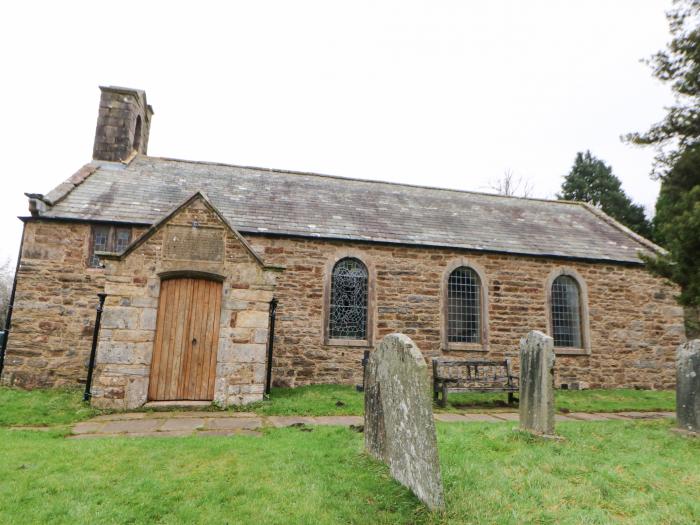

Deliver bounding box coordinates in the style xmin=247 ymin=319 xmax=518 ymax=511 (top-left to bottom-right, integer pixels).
xmin=92 ymin=86 xmax=153 ymax=162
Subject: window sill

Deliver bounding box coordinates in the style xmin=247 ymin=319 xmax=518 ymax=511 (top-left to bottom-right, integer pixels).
xmin=554 ymin=347 xmax=590 ymax=356
xmin=325 ymin=339 xmax=371 ymax=348
xmin=444 ymin=342 xmax=488 ymax=352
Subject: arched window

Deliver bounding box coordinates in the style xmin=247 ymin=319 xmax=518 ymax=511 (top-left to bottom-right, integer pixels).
xmin=329 ymin=258 xmax=368 ymax=340
xmin=133 ymin=115 xmax=142 ymax=152
xmin=447 ymin=267 xmax=482 ymax=343
xmin=551 ymin=275 xmax=582 ymax=347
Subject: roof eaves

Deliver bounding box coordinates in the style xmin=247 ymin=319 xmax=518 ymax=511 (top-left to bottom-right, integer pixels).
xmin=42 ymin=163 xmax=99 ymax=207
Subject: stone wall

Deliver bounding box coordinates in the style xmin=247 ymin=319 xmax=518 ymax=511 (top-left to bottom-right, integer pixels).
xmin=2 ymin=221 xmax=103 ymax=388
xmin=247 ymin=236 xmax=686 ymax=390
xmin=91 ymin=196 xmax=277 ymax=409
xmin=3 ymin=220 xmax=686 ymax=393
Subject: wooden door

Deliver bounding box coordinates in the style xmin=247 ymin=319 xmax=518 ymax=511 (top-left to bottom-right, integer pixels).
xmin=148 ymin=278 xmax=222 ymax=401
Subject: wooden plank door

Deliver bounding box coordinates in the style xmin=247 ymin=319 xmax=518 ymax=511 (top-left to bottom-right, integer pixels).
xmin=148 ymin=278 xmax=222 ymax=401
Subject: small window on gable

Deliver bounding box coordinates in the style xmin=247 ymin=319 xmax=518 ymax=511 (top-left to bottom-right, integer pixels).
xmin=329 ymin=258 xmax=368 ymax=340
xmin=551 ymin=275 xmax=583 ymax=348
xmin=89 ymin=225 xmax=132 ymax=268
xmin=447 ymin=266 xmax=482 ymax=343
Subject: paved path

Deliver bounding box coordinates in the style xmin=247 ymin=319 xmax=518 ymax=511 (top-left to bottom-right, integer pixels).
xmin=70 ymin=410 xmax=675 ymax=439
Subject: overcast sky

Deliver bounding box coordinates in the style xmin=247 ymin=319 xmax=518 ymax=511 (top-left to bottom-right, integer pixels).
xmin=0 ymin=0 xmax=675 ymax=264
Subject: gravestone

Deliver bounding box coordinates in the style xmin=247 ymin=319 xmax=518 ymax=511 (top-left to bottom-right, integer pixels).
xmin=364 ymin=333 xmax=445 ymax=511
xmin=519 ymin=330 xmax=556 ymax=436
xmin=676 ymin=339 xmax=700 ymax=435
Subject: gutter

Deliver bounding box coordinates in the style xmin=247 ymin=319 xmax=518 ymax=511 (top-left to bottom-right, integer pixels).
xmin=0 ymin=223 xmax=26 ymax=379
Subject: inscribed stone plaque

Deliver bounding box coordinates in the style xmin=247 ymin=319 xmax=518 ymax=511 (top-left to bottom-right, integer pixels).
xmin=519 ymin=330 xmax=556 ymax=436
xmin=164 ymin=225 xmax=224 ymax=262
xmin=364 ymin=333 xmax=445 ymax=511
xmin=676 ymin=339 xmax=700 ymax=435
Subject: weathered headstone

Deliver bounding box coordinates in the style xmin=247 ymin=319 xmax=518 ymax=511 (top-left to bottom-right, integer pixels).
xmin=519 ymin=330 xmax=556 ymax=436
xmin=364 ymin=333 xmax=445 ymax=511
xmin=676 ymin=339 xmax=700 ymax=436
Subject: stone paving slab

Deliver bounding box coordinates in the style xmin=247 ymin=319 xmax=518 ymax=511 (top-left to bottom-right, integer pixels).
xmin=160 ymin=418 xmax=206 ymax=432
xmin=314 ymin=416 xmax=363 ymax=426
xmin=615 ymin=411 xmax=668 ymax=419
xmin=266 ymin=416 xmax=318 ymax=428
xmin=100 ymin=419 xmax=164 ymax=434
xmin=204 ymin=418 xmax=263 ymax=430
xmin=70 ymin=430 xmax=194 ymax=439
xmin=70 ymin=410 xmax=676 ymax=439
xmin=91 ymin=413 xmax=149 ymax=422
xmin=567 ymin=412 xmax=605 ymax=421
xmin=491 ymin=413 xmax=520 ymax=422
xmin=434 ymin=413 xmax=503 ymax=423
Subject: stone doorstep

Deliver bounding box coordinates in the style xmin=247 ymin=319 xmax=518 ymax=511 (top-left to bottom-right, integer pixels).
xmin=143 ymin=401 xmax=213 ymax=409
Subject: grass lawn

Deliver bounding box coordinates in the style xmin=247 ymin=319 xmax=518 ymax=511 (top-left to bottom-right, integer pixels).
xmin=1 ymin=420 xmax=698 ymax=524
xmin=0 ymin=387 xmax=697 ymax=523
xmin=0 ymin=387 xmax=100 ymax=427
xmin=231 ymin=385 xmax=675 ymax=417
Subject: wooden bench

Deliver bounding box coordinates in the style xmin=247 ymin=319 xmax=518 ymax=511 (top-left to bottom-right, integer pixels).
xmin=432 ymin=358 xmax=519 ymax=407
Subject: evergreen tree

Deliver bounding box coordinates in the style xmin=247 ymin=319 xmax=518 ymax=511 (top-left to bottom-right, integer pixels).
xmin=626 ymin=0 xmax=700 ymax=309
xmin=558 ymin=151 xmax=652 ymax=238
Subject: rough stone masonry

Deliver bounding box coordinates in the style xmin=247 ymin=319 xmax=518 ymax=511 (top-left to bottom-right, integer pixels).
xmin=519 ymin=330 xmax=556 ymax=436
xmin=364 ymin=333 xmax=445 ymax=511
xmin=676 ymin=339 xmax=700 ymax=435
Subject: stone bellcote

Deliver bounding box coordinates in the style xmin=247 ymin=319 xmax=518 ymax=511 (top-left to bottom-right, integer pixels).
xmin=92 ymin=86 xmax=153 ymax=162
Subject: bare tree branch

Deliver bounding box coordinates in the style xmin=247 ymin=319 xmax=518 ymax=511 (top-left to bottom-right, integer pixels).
xmin=0 ymin=258 xmax=14 ymax=324
xmin=488 ymin=169 xmax=534 ymax=198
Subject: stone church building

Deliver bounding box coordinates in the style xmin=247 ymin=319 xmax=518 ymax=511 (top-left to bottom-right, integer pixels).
xmin=0 ymin=86 xmax=686 ymax=408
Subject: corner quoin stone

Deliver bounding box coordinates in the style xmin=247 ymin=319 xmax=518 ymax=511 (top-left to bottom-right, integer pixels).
xmin=364 ymin=333 xmax=445 ymax=511
xmin=676 ymin=339 xmax=700 ymax=435
xmin=519 ymin=330 xmax=556 ymax=436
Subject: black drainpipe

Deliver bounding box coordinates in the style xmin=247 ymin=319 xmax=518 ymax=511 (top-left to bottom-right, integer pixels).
xmin=264 ymin=297 xmax=278 ymax=396
xmin=0 ymin=223 xmax=26 ymax=380
xmin=83 ymin=293 xmax=107 ymax=402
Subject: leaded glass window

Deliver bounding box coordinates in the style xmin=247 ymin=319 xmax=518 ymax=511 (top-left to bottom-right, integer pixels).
xmin=115 ymin=228 xmax=132 ymax=252
xmin=329 ymin=258 xmax=368 ymax=339
xmin=89 ymin=225 xmax=132 ymax=268
xmin=447 ymin=267 xmax=482 ymax=343
xmin=551 ymin=275 xmax=582 ymax=347
xmin=89 ymin=226 xmax=110 ymax=267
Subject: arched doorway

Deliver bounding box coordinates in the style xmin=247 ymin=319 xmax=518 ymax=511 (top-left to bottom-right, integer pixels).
xmin=148 ymin=277 xmax=222 ymax=401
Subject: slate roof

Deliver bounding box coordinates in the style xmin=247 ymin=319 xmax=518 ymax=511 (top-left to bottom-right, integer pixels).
xmin=34 ymin=155 xmax=659 ymax=264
